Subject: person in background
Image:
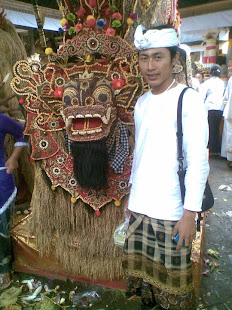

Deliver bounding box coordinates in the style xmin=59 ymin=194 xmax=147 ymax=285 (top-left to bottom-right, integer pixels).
xmin=192 ymin=75 xmax=200 ymax=91
xmin=196 ymin=71 xmax=204 ymax=85
xmin=199 ymin=64 xmax=225 ymax=155
xmin=0 ymin=113 xmax=28 ymax=290
xmin=122 ymin=24 xmax=209 ymax=309
xmin=221 ymin=76 xmax=232 ymax=168
xmin=191 ymin=68 xmax=200 ymax=91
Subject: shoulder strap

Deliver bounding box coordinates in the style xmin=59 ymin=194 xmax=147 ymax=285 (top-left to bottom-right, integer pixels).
xmin=176 ymin=87 xmax=189 ymax=168
xmin=176 ymin=87 xmax=205 ymax=232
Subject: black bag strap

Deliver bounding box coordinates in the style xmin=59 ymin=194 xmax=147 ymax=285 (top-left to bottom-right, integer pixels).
xmin=177 ymin=87 xmax=189 ymax=169
xmin=176 ymin=87 xmax=189 ymax=204
xmin=176 ymin=87 xmax=202 ymax=232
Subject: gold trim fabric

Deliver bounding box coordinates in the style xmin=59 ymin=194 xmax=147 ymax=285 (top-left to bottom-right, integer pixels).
xmin=122 ymin=212 xmax=194 ymax=295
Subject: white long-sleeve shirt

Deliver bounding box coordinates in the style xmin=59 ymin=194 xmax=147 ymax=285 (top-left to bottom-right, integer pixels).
xmin=199 ymin=77 xmax=225 ymax=111
xmin=223 ymin=76 xmax=232 ymax=120
xmin=128 ymin=84 xmax=209 ymax=221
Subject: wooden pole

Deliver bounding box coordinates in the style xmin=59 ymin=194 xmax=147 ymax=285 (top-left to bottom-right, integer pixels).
xmin=31 ymin=0 xmax=47 ymax=58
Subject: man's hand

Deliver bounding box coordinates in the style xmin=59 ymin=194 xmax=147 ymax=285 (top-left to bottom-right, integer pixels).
xmin=172 ymin=210 xmax=196 ymax=250
xmin=5 ymin=157 xmax=19 ymax=174
xmin=5 ymin=146 xmax=24 ymax=174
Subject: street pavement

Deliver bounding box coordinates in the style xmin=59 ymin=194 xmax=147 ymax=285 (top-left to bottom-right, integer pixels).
xmin=2 ymin=156 xmax=231 ymax=309
xmin=200 ymin=156 xmax=232 ymax=310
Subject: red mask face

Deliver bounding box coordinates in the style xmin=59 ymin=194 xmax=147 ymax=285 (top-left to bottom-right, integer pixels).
xmin=62 ymin=77 xmax=117 ymax=142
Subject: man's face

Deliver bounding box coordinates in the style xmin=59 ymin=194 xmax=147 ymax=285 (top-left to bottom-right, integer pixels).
xmin=138 ymin=47 xmax=176 ymax=94
xmin=196 ymin=73 xmax=203 ymax=84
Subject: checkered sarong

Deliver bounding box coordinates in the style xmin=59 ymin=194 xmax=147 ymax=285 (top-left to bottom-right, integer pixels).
xmin=109 ymin=123 xmax=129 ymax=173
xmin=122 ymin=212 xmax=194 ymax=295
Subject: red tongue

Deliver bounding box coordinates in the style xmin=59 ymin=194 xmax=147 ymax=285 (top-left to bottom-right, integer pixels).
xmin=73 ymin=118 xmax=85 ymax=130
xmin=73 ymin=118 xmax=102 ymax=130
xmin=89 ymin=118 xmax=102 ymax=128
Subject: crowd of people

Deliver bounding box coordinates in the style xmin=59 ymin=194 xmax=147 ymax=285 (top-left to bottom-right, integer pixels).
xmin=193 ymin=65 xmax=232 ymax=168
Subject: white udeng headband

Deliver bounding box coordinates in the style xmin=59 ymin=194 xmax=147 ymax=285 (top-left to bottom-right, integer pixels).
xmin=134 ymin=25 xmax=179 ymax=50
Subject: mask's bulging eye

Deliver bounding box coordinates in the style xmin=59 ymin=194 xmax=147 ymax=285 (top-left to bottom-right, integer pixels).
xmin=63 ymin=87 xmax=78 ymax=105
xmin=93 ymin=86 xmax=112 ymax=104
xmin=98 ymin=93 xmax=108 ymax=103
xmin=64 ymin=95 xmax=71 ymax=105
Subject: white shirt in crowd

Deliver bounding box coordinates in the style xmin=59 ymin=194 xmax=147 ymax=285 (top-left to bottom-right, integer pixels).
xmin=192 ymin=77 xmax=200 ymax=92
xmin=223 ymin=76 xmax=232 ymax=120
xmin=221 ymin=76 xmax=232 ymax=161
xmin=199 ymin=76 xmax=225 ymax=111
xmin=128 ymin=84 xmax=209 ymax=221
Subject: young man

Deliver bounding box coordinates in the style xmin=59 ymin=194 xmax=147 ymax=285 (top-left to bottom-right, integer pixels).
xmin=199 ymin=65 xmax=225 ymax=155
xmin=122 ymin=25 xmax=209 ymax=309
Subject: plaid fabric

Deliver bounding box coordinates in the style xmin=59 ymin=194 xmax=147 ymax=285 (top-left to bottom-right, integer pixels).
xmin=122 ymin=212 xmax=194 ymax=296
xmin=109 ymin=123 xmax=129 ymax=173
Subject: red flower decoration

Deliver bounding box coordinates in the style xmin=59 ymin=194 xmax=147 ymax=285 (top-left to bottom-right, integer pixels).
xmin=75 ymin=23 xmax=83 ymax=32
xmin=54 ymin=87 xmax=64 ymax=98
xmin=86 ymin=18 xmax=96 ymax=28
xmin=112 ymin=12 xmax=122 ymax=20
xmin=104 ymin=8 xmax=111 ymax=16
xmin=112 ymin=78 xmax=125 ymax=90
xmin=89 ymin=0 xmax=97 ymax=8
xmin=106 ymin=27 xmax=115 ymax=37
xmin=19 ymin=98 xmax=25 ymax=105
xmin=77 ymin=7 xmax=86 ymax=18
xmin=95 ymin=210 xmax=101 ymax=216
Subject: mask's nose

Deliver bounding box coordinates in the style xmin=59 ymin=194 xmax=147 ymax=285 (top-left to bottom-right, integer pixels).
xmin=84 ymin=96 xmax=94 ymax=106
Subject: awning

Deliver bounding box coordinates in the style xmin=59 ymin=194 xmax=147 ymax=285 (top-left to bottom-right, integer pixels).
xmin=181 ymin=10 xmax=231 ymax=44
xmin=5 ymin=9 xmax=61 ymax=31
xmin=181 ymin=28 xmax=229 ymax=44
xmin=181 ymin=10 xmax=232 ymax=32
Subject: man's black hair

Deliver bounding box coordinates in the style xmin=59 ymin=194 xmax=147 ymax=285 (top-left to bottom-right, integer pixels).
xmin=142 ymin=24 xmax=180 ymax=61
xmin=210 ymin=64 xmax=221 ymax=77
xmin=197 ymin=71 xmax=204 ymax=79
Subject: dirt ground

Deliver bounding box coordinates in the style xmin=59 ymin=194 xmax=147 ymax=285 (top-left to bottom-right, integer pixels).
xmin=200 ymin=156 xmax=232 ymax=310
xmin=0 ymin=156 xmax=231 ymax=310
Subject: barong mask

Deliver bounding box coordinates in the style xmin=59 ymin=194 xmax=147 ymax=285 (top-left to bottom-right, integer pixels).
xmin=10 ymin=0 xmax=185 ymax=213
xmin=61 ymin=76 xmax=117 ymax=190
xmin=10 ymin=1 xmax=145 ymax=212
xmin=62 ymin=76 xmax=117 ymax=142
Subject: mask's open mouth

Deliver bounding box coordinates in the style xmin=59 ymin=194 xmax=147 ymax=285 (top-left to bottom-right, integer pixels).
xmin=63 ymin=106 xmax=115 ymax=140
xmin=72 ymin=117 xmax=103 ymax=135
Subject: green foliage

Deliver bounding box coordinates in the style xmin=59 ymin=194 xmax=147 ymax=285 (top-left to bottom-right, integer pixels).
xmin=0 ymin=286 xmax=23 ymax=308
